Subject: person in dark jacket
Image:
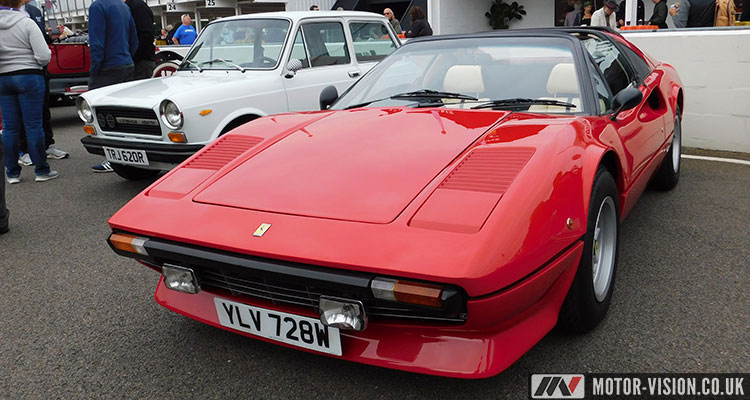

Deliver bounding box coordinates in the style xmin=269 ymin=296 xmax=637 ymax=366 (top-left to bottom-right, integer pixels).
xmin=165 ymin=24 xmax=175 ymax=44
xmin=616 ymin=0 xmax=645 ymax=26
xmin=125 ymin=0 xmax=155 ymax=79
xmin=405 ymin=6 xmax=432 ymax=38
xmin=648 ymin=0 xmax=669 ymax=28
xmin=670 ymin=0 xmax=716 ymax=27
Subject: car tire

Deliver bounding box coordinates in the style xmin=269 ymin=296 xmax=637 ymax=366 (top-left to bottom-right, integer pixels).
xmin=649 ymin=109 xmax=681 ymax=190
xmin=152 ymin=61 xmax=180 ymax=78
xmin=558 ymin=167 xmax=620 ymax=333
xmin=111 ymin=163 xmax=160 ymax=181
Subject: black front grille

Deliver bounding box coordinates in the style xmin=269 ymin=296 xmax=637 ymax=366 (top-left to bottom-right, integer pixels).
xmin=194 ymin=264 xmax=467 ymax=323
xmin=95 ymin=106 xmax=161 ymax=136
xmin=133 ymin=237 xmax=468 ymax=324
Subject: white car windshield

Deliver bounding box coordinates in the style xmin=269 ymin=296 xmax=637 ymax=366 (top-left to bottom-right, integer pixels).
xmin=182 ymin=19 xmax=291 ymax=70
xmin=332 ymin=37 xmax=583 ymax=114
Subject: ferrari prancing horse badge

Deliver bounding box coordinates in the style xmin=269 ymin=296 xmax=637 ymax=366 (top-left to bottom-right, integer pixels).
xmin=253 ymin=223 xmax=271 ymax=237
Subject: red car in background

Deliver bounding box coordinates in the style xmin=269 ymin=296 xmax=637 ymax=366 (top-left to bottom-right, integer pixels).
xmin=47 ymin=35 xmax=90 ymax=101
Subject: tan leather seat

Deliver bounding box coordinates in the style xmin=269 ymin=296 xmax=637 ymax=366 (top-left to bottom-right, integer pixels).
xmin=442 ymin=65 xmax=486 ymax=108
xmin=528 ymin=63 xmax=581 ymax=113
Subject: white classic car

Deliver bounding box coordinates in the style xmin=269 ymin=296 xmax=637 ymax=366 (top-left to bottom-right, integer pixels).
xmin=78 ymin=11 xmax=400 ymax=179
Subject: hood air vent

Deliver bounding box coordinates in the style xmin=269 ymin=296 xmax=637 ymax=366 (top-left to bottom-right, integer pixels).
xmin=185 ymin=135 xmax=263 ymax=170
xmin=439 ymin=147 xmax=535 ymax=194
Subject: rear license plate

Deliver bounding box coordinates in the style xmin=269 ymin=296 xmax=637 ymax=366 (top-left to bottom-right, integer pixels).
xmin=214 ymin=297 xmax=342 ymax=356
xmin=103 ymin=146 xmax=149 ymax=166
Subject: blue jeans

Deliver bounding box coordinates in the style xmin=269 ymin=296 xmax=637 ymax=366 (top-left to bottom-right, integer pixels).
xmin=0 ymin=73 xmax=50 ymax=177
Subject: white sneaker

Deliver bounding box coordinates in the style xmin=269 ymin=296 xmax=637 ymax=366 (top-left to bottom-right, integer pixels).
xmin=6 ymin=176 xmax=21 ymax=184
xmin=35 ymin=170 xmax=59 ymax=182
xmin=46 ymin=146 xmax=70 ymax=159
xmin=18 ymin=153 xmax=32 ymax=166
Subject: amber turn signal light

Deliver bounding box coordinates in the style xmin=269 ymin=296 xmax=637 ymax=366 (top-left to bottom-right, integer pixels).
xmin=83 ymin=125 xmax=96 ymax=135
xmin=109 ymin=233 xmax=149 ymax=256
xmin=168 ymin=132 xmax=187 ymax=143
xmin=371 ymin=277 xmax=443 ymax=308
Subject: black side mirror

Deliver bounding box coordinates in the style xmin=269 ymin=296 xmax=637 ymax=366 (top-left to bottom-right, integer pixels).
xmin=610 ymin=86 xmax=643 ymax=121
xmin=319 ymin=85 xmax=338 ymax=110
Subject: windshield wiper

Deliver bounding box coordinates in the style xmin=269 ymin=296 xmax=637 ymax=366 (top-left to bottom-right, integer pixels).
xmin=471 ymin=98 xmax=577 ymax=110
xmin=391 ymin=89 xmax=477 ymax=101
xmin=198 ymin=58 xmax=245 ymax=72
xmin=181 ymin=59 xmax=203 ymax=72
xmin=344 ymin=89 xmax=477 ymax=110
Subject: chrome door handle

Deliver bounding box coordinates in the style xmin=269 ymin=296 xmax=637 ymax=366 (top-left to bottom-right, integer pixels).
xmin=348 ymin=70 xmax=360 ymax=78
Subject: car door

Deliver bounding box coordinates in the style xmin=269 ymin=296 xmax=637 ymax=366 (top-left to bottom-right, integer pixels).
xmin=348 ymin=20 xmax=399 ymax=76
xmin=283 ymin=20 xmax=360 ymax=112
xmin=583 ymin=35 xmax=665 ymax=181
xmin=48 ymin=42 xmax=88 ymax=75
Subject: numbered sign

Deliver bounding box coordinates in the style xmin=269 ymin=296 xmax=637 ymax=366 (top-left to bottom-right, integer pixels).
xmin=166 ymin=3 xmax=177 ymax=11
xmin=205 ymin=0 xmax=215 ymax=6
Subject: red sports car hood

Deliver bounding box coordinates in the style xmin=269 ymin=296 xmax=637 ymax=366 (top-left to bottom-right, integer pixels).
xmin=192 ymin=108 xmax=509 ymax=223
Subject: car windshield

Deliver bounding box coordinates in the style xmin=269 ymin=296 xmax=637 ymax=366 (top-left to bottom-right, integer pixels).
xmin=332 ymin=37 xmax=583 ymax=113
xmin=182 ymin=19 xmax=291 ymax=70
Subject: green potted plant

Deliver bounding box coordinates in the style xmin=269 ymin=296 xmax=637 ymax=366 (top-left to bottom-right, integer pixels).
xmin=486 ymin=0 xmax=527 ymax=29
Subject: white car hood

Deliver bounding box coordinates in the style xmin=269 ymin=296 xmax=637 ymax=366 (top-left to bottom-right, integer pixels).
xmin=84 ymin=71 xmax=278 ymax=109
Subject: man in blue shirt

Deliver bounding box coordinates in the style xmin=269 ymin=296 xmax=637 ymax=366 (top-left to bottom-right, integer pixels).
xmin=172 ymin=14 xmax=197 ymax=45
xmin=87 ymin=0 xmax=138 ymax=89
xmin=87 ymin=0 xmax=138 ymax=172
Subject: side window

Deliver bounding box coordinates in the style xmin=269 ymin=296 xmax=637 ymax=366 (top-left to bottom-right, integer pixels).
xmin=289 ymin=29 xmax=310 ymax=68
xmin=619 ymin=44 xmax=652 ymax=82
xmin=301 ymin=22 xmax=351 ymax=67
xmin=582 ymin=37 xmax=633 ymax=97
xmin=587 ymin=57 xmax=613 ymax=113
xmin=349 ymin=22 xmax=397 ymax=62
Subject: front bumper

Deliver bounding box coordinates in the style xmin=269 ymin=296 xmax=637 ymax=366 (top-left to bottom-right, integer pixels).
xmin=81 ymin=135 xmax=204 ymax=166
xmin=151 ymin=241 xmax=584 ymax=378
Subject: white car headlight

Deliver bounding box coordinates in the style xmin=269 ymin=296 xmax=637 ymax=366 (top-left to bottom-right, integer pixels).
xmin=76 ymin=97 xmax=93 ymax=123
xmin=160 ymin=100 xmax=183 ymax=130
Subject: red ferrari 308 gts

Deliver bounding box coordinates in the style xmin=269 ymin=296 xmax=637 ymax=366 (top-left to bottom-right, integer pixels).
xmin=107 ymin=27 xmax=683 ymax=378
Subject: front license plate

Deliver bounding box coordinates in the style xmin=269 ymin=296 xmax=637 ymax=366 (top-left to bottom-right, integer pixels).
xmin=214 ymin=297 xmax=342 ymax=356
xmin=103 ymin=146 xmax=149 ymax=166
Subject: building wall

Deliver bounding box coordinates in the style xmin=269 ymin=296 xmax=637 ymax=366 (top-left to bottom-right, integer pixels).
xmin=624 ymin=30 xmax=750 ymax=152
xmin=428 ymin=0 xmax=569 ymax=33
xmin=512 ymin=0 xmax=557 ymax=29
xmin=429 ymin=0 xmax=493 ymax=34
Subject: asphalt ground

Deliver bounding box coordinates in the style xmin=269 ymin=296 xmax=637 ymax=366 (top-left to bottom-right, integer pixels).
xmin=1 ymin=105 xmax=748 ymax=399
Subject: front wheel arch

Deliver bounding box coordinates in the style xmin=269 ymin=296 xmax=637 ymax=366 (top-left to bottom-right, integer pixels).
xmin=557 ymin=166 xmax=620 ymax=333
xmin=219 ymin=114 xmax=261 ymax=135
